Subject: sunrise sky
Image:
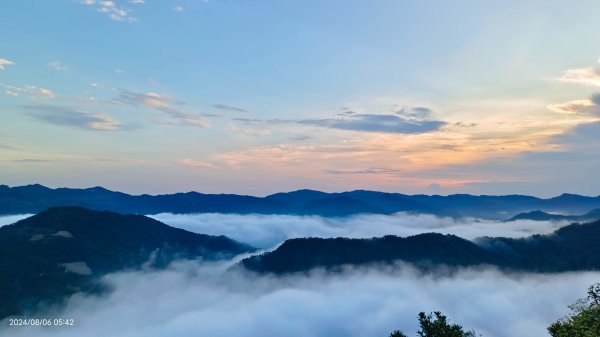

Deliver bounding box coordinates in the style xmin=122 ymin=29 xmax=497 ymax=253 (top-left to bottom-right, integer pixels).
xmin=1 ymin=0 xmax=600 ymax=196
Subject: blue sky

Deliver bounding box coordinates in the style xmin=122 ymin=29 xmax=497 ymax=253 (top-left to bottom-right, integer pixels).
xmin=1 ymin=0 xmax=600 ymax=196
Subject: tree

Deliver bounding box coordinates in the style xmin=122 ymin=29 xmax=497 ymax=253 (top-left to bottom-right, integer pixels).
xmin=417 ymin=312 xmax=476 ymax=337
xmin=389 ymin=311 xmax=477 ymax=337
xmin=548 ymin=283 xmax=600 ymax=337
xmin=389 ymin=330 xmax=408 ymax=337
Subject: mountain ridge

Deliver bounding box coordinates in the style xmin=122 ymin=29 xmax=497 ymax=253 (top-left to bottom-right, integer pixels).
xmin=505 ymin=208 xmax=600 ymax=222
xmin=2 ymin=184 xmax=600 ymax=220
xmin=240 ymin=219 xmax=600 ymax=274
xmin=0 ymin=206 xmax=254 ymax=319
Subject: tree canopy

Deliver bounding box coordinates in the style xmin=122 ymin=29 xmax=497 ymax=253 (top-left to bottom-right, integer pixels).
xmin=547 ymin=283 xmax=600 ymax=337
xmin=389 ymin=311 xmax=476 ymax=337
xmin=390 ymin=283 xmax=600 ymax=337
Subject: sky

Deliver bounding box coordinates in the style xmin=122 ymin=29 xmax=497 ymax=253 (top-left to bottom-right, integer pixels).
xmin=1 ymin=0 xmax=600 ymax=196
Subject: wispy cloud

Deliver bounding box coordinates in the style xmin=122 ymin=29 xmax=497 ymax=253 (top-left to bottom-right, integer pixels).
xmin=228 ymin=123 xmax=271 ymax=138
xmin=26 ymin=86 xmax=55 ymax=98
xmin=11 ymin=159 xmax=54 ymax=163
xmin=394 ymin=106 xmax=434 ymax=119
xmin=0 ymin=144 xmax=18 ymax=151
xmin=116 ymin=90 xmax=209 ymax=127
xmin=555 ymin=67 xmax=600 ymax=87
xmin=324 ymin=167 xmax=404 ymax=176
xmin=259 ymin=105 xmax=446 ymax=134
xmin=232 ymin=118 xmax=262 ymax=124
xmin=547 ymin=94 xmax=600 ymax=115
xmin=24 ymin=105 xmax=127 ymax=131
xmin=81 ymin=0 xmax=137 ymax=22
xmin=0 ymin=82 xmax=54 ymax=99
xmin=288 ymin=135 xmax=312 ymax=142
xmin=116 ymin=91 xmax=183 ymax=111
xmin=173 ymin=6 xmax=184 ymax=13
xmin=214 ymin=104 xmax=248 ymax=113
xmin=48 ymin=61 xmax=67 ymax=71
xmin=232 ymin=105 xmax=446 ymax=135
xmin=176 ymin=158 xmax=217 ymax=169
xmin=0 ymin=58 xmax=14 ymax=70
xmin=296 ymin=113 xmax=446 ymax=134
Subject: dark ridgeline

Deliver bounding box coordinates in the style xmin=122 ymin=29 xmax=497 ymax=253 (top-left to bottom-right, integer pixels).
xmin=2 ymin=184 xmax=600 ymax=220
xmin=241 ymin=234 xmax=493 ymax=274
xmin=0 ymin=207 xmax=253 ymax=319
xmin=241 ymin=220 xmax=600 ymax=274
xmin=505 ymin=208 xmax=600 ymax=222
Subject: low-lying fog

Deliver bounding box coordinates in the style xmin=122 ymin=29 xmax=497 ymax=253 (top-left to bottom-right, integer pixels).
xmin=0 ymin=213 xmax=592 ymax=337
xmin=0 ymin=214 xmax=31 ymax=228
xmin=1 ymin=260 xmax=597 ymax=337
xmin=0 ymin=213 xmax=569 ymax=248
xmin=151 ymin=212 xmax=569 ymax=248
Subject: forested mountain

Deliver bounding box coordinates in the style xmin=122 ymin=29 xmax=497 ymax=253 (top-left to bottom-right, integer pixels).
xmin=0 ymin=207 xmax=253 ymax=319
xmin=241 ymin=220 xmax=600 ymax=274
xmin=506 ymin=209 xmax=600 ymax=222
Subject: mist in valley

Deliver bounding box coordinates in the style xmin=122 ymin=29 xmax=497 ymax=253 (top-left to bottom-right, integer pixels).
xmin=0 ymin=258 xmax=595 ymax=337
xmin=151 ymin=212 xmax=570 ymax=249
xmin=0 ymin=213 xmax=594 ymax=337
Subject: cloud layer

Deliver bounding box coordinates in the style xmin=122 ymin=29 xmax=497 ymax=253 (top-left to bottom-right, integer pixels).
xmin=214 ymin=104 xmax=248 ymax=113
xmin=1 ymin=83 xmax=54 ymax=99
xmin=556 ymin=67 xmax=600 ymax=87
xmin=1 ymin=259 xmax=597 ymax=337
xmin=176 ymin=158 xmax=217 ymax=169
xmin=116 ymin=91 xmax=209 ymax=127
xmin=0 ymin=214 xmax=593 ymax=337
xmin=547 ymin=93 xmax=600 ymax=115
xmin=151 ymin=213 xmax=569 ymax=249
xmin=0 ymin=59 xmax=14 ymax=70
xmin=297 ymin=113 xmax=446 ymax=134
xmin=24 ymin=105 xmax=125 ymax=131
xmin=0 ymin=215 xmax=31 ymax=228
xmin=81 ymin=0 xmax=137 ymax=22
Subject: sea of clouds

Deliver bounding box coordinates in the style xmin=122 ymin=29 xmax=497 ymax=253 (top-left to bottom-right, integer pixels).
xmin=0 ymin=212 xmax=569 ymax=248
xmin=0 ymin=259 xmax=597 ymax=337
xmin=0 ymin=214 xmax=31 ymax=228
xmin=150 ymin=212 xmax=569 ymax=248
xmin=0 ymin=212 xmax=594 ymax=337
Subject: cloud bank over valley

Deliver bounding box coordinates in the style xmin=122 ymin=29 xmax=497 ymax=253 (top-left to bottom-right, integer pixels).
xmin=151 ymin=213 xmax=570 ymax=248
xmin=0 ymin=215 xmax=31 ymax=228
xmin=0 ymin=260 xmax=597 ymax=337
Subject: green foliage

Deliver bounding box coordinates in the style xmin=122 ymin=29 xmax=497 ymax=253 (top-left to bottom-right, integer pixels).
xmin=417 ymin=312 xmax=476 ymax=337
xmin=389 ymin=330 xmax=408 ymax=337
xmin=588 ymin=283 xmax=600 ymax=306
xmin=548 ymin=283 xmax=600 ymax=337
xmin=389 ymin=311 xmax=477 ymax=337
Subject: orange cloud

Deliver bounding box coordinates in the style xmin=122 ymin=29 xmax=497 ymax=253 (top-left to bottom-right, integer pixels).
xmin=211 ymin=98 xmax=598 ymax=191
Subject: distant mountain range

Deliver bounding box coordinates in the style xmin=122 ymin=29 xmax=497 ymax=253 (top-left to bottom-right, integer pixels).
xmin=241 ymin=219 xmax=600 ymax=274
xmin=0 ymin=207 xmax=253 ymax=319
xmin=2 ymin=184 xmax=600 ymax=220
xmin=505 ymin=209 xmax=600 ymax=222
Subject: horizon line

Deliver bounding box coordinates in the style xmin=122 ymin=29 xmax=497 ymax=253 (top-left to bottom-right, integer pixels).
xmin=2 ymin=183 xmax=599 ymax=200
